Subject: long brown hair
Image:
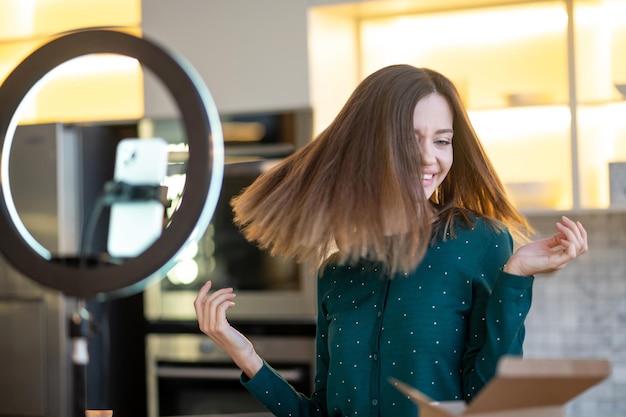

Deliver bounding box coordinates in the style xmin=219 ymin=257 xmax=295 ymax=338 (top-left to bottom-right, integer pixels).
xmin=231 ymin=65 xmax=532 ymax=273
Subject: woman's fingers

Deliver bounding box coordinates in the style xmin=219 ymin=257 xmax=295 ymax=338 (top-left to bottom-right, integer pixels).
xmin=555 ymin=225 xmax=576 ymax=258
xmin=555 ymin=217 xmax=588 ymax=258
xmin=193 ymin=281 xmax=212 ymax=328
xmin=576 ymin=220 xmax=589 ymax=254
xmin=194 ymin=281 xmax=238 ymax=335
xmin=193 ymin=280 xmax=213 ymax=322
xmin=192 ymin=283 xmax=260 ymax=377
xmin=205 ymin=288 xmax=236 ymax=331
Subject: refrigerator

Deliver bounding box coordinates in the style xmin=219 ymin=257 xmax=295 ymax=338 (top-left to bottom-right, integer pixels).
xmin=0 ymin=122 xmax=147 ymax=417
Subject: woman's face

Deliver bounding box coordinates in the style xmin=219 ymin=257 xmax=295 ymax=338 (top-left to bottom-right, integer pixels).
xmin=413 ymin=92 xmax=454 ymax=199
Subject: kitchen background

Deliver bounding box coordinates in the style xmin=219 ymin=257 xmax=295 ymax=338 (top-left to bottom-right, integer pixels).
xmin=0 ymin=0 xmax=625 ymax=416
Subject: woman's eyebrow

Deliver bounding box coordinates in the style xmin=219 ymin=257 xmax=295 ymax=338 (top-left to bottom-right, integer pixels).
xmin=414 ymin=128 xmax=454 ymax=135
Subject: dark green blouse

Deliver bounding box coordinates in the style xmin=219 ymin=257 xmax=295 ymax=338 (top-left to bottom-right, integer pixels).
xmin=243 ymin=216 xmax=534 ymax=417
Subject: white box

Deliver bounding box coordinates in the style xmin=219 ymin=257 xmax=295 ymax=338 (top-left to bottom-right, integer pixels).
xmin=391 ymin=357 xmax=610 ymax=417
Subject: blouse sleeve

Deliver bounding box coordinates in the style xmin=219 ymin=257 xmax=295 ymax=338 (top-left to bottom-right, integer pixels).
xmin=461 ymin=226 xmax=534 ymax=401
xmin=240 ymin=274 xmax=330 ymax=417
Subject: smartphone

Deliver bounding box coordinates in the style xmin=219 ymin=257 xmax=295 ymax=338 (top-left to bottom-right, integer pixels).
xmin=107 ymin=138 xmax=169 ymax=258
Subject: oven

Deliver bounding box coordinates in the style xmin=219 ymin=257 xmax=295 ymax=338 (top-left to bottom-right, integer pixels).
xmin=143 ymin=111 xmax=317 ymax=416
xmin=147 ymin=332 xmax=315 ymax=417
xmin=144 ymin=157 xmax=318 ymax=323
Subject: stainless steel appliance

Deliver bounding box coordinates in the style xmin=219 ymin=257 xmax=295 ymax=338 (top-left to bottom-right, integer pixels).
xmin=144 ymin=158 xmax=318 ymax=323
xmin=143 ymin=111 xmax=317 ymax=416
xmin=144 ymin=111 xmax=317 ymax=323
xmin=144 ymin=159 xmax=318 ymax=416
xmin=0 ymin=122 xmax=147 ymax=417
xmin=147 ymin=332 xmax=315 ymax=417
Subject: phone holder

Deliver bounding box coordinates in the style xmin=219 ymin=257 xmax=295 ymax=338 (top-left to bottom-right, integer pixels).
xmin=76 ymin=181 xmax=170 ymax=260
xmin=102 ymin=181 xmax=169 ymax=205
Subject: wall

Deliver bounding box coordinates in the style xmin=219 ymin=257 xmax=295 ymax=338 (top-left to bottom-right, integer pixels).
xmin=141 ymin=0 xmax=311 ymax=117
xmin=524 ymin=210 xmax=626 ymax=417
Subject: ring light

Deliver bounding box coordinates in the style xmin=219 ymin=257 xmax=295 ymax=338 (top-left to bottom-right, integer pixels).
xmin=0 ymin=29 xmax=224 ymax=299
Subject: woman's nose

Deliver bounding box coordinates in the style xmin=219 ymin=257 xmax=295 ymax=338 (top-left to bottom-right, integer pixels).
xmin=420 ymin=142 xmax=436 ymax=164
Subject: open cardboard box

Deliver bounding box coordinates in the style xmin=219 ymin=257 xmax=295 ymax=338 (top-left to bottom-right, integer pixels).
xmin=390 ymin=356 xmax=611 ymax=417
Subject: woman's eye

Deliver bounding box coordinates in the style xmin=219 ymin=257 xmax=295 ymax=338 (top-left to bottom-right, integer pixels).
xmin=435 ymin=139 xmax=452 ymax=146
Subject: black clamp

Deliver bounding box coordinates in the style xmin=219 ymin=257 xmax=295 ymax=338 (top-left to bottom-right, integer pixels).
xmin=101 ymin=181 xmax=169 ymax=207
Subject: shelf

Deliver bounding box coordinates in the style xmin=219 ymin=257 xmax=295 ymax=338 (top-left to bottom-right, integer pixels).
xmin=309 ymin=0 xmax=550 ymax=19
xmin=468 ymin=98 xmax=626 ymax=112
xmin=522 ymin=206 xmax=626 ymax=217
xmin=309 ymin=0 xmax=626 ymax=211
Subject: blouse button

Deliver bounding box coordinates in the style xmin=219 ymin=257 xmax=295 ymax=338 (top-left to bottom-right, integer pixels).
xmin=371 ymin=399 xmax=378 ymax=406
xmin=377 ymin=311 xmax=382 ymax=317
xmin=372 ymin=354 xmax=378 ymax=361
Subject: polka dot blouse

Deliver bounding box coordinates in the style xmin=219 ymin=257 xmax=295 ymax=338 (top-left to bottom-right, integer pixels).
xmin=242 ymin=216 xmax=534 ymax=417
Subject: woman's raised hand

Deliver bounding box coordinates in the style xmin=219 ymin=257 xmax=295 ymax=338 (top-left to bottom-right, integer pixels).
xmin=194 ymin=281 xmax=263 ymax=378
xmin=504 ymin=216 xmax=588 ymax=277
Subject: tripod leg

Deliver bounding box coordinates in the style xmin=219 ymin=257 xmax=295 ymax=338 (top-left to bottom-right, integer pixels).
xmin=71 ymin=303 xmax=91 ymax=417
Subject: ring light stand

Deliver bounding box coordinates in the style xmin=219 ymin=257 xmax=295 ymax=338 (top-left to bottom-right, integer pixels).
xmin=0 ymin=29 xmax=224 ymax=416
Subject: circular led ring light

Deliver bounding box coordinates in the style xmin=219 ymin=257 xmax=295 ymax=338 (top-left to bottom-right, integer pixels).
xmin=0 ymin=29 xmax=224 ymax=299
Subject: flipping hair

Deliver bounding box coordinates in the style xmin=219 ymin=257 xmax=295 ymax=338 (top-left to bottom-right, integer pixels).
xmin=231 ymin=65 xmax=532 ymax=273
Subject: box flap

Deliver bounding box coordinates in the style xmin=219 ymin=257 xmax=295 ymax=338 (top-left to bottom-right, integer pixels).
xmin=464 ymin=357 xmax=611 ymax=415
xmin=389 ymin=378 xmax=456 ymax=417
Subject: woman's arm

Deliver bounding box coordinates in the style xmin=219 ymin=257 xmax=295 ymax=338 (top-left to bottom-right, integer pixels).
xmin=461 ymin=228 xmax=532 ymax=400
xmin=194 ymin=281 xmax=263 ymax=377
xmin=461 ymin=216 xmax=588 ymax=400
xmin=504 ymin=216 xmax=588 ymax=276
xmin=194 ymin=280 xmax=329 ymax=417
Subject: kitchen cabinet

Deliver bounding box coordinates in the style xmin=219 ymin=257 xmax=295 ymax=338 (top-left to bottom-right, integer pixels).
xmin=141 ymin=0 xmax=311 ymax=117
xmin=308 ymin=0 xmax=626 ymax=210
xmin=0 ymin=264 xmax=70 ymax=417
xmin=0 ymin=0 xmax=143 ymax=124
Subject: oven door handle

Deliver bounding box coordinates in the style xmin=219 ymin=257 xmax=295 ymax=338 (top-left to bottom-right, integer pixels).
xmin=157 ymin=366 xmax=304 ymax=382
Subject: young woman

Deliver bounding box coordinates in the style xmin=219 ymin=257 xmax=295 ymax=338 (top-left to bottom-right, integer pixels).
xmin=194 ymin=65 xmax=588 ymax=417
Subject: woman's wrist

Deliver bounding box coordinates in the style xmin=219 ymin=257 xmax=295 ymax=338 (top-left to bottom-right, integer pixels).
xmin=236 ymin=351 xmax=264 ymax=379
xmin=503 ymin=258 xmax=526 ymax=276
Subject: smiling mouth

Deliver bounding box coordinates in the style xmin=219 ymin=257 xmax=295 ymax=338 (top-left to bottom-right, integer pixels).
xmin=423 ymin=174 xmax=434 ymax=180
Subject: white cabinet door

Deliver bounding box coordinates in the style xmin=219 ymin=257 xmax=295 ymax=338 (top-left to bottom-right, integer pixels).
xmin=142 ymin=0 xmax=310 ymax=117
